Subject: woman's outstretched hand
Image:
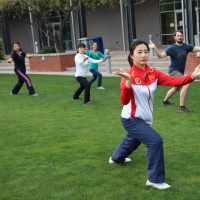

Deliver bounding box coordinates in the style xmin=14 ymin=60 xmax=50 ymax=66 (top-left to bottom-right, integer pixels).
xmin=192 ymin=64 xmax=200 ymax=79
xmin=113 ymin=68 xmax=131 ymax=80
xmin=110 ymin=51 xmax=114 ymax=57
xmin=113 ymin=68 xmax=132 ymax=87
xmin=102 ymin=56 xmax=109 ymax=62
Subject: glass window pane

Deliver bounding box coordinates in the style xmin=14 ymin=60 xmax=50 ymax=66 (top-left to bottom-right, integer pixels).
xmin=160 ymin=0 xmax=173 ymax=4
xmin=160 ymin=4 xmax=174 ymax=12
xmin=175 ymin=2 xmax=182 ymax=9
xmin=162 ymin=35 xmax=174 ymax=45
xmin=161 ymin=12 xmax=175 ymax=34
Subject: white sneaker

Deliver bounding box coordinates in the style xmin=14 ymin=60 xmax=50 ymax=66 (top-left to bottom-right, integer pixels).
xmin=97 ymin=86 xmax=105 ymax=89
xmin=10 ymin=92 xmax=19 ymax=95
xmin=146 ymin=180 xmax=171 ymax=189
xmin=30 ymin=93 xmax=39 ymax=97
xmin=109 ymin=157 xmax=131 ymax=164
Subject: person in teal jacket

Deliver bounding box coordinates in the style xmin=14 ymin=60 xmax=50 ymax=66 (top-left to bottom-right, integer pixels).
xmin=86 ymin=42 xmax=113 ymax=89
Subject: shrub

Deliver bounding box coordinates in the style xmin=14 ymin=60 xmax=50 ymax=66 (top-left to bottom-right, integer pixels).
xmin=0 ymin=38 xmax=5 ymax=60
xmin=37 ymin=46 xmax=56 ymax=54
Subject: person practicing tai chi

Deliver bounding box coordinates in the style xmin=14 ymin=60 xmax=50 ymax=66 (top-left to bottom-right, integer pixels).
xmin=73 ymin=43 xmax=107 ymax=104
xmin=149 ymin=29 xmax=200 ymax=112
xmin=109 ymin=40 xmax=200 ymax=189
xmin=7 ymin=42 xmax=39 ymax=97
xmin=86 ymin=42 xmax=113 ymax=89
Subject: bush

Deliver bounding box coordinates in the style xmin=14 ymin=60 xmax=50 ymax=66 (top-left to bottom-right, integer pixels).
xmin=0 ymin=38 xmax=5 ymax=60
xmin=37 ymin=46 xmax=56 ymax=54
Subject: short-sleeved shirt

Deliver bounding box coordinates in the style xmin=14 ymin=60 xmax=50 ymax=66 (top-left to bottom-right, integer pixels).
xmin=165 ymin=43 xmax=194 ymax=74
xmin=11 ymin=51 xmax=27 ymax=71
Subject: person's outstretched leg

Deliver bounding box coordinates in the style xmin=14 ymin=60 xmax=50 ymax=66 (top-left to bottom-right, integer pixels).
xmin=89 ymin=69 xmax=103 ymax=88
xmin=162 ymin=86 xmax=180 ymax=105
xmin=112 ymin=117 xmax=165 ymax=183
xmin=73 ymin=77 xmax=85 ymax=99
xmin=13 ymin=69 xmax=37 ymax=95
xmin=73 ymin=77 xmax=91 ymax=103
xmin=89 ymin=69 xmax=97 ymax=85
xmin=180 ymin=84 xmax=190 ymax=106
xmin=178 ymin=83 xmax=192 ymax=112
xmin=11 ymin=76 xmax=24 ymax=94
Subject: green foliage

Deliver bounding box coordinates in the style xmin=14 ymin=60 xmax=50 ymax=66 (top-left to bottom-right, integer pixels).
xmin=0 ymin=38 xmax=5 ymax=60
xmin=37 ymin=46 xmax=56 ymax=54
xmin=1 ymin=75 xmax=200 ymax=199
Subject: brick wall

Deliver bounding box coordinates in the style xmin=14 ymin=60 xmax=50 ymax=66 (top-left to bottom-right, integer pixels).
xmin=29 ymin=53 xmax=76 ymax=72
xmin=185 ymin=52 xmax=200 ymax=74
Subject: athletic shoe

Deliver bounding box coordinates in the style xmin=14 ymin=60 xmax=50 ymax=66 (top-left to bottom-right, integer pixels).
xmin=178 ymin=106 xmax=193 ymax=113
xmin=30 ymin=93 xmax=39 ymax=97
xmin=10 ymin=92 xmax=18 ymax=95
xmin=97 ymin=86 xmax=105 ymax=89
xmin=146 ymin=180 xmax=171 ymax=189
xmin=161 ymin=100 xmax=174 ymax=105
xmin=84 ymin=101 xmax=93 ymax=104
xmin=109 ymin=157 xmax=131 ymax=164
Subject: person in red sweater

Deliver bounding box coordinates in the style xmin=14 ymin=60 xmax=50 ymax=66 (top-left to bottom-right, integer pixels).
xmin=109 ymin=40 xmax=200 ymax=190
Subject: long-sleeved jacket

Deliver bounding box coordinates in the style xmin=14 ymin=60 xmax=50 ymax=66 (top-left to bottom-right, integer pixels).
xmin=74 ymin=53 xmax=103 ymax=77
xmin=120 ymin=64 xmax=194 ymax=124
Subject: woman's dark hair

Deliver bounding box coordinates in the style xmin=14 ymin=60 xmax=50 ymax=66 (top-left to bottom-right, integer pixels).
xmin=128 ymin=40 xmax=149 ymax=67
xmin=11 ymin=42 xmax=22 ymax=54
xmin=127 ymin=55 xmax=133 ymax=67
xmin=92 ymin=42 xmax=98 ymax=46
xmin=77 ymin=43 xmax=86 ymax=53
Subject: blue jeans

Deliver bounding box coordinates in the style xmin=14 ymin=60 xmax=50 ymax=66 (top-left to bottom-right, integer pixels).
xmin=89 ymin=69 xmax=102 ymax=87
xmin=111 ymin=117 xmax=165 ymax=183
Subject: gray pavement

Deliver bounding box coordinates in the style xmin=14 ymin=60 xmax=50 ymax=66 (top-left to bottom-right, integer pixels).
xmin=0 ymin=48 xmax=170 ymax=76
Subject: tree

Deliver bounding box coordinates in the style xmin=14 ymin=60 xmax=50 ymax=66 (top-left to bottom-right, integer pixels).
xmin=0 ymin=0 xmax=152 ymax=53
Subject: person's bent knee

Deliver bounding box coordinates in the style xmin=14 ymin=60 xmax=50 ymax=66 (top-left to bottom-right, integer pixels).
xmin=153 ymin=135 xmax=163 ymax=147
xmin=173 ymin=86 xmax=181 ymax=92
xmin=85 ymin=83 xmax=91 ymax=88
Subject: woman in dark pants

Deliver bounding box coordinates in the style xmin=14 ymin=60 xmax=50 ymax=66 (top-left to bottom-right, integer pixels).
xmin=7 ymin=42 xmax=39 ymax=96
xmin=109 ymin=40 xmax=200 ymax=189
xmin=73 ymin=43 xmax=106 ymax=104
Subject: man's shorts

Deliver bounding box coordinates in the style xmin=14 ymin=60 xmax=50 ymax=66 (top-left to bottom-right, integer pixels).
xmin=169 ymin=70 xmax=184 ymax=77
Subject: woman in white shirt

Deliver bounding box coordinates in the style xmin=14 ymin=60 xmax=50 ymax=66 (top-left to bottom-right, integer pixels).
xmin=73 ymin=43 xmax=107 ymax=104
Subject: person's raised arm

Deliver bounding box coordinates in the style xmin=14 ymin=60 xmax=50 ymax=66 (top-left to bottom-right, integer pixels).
xmin=113 ymin=68 xmax=131 ymax=88
xmin=191 ymin=64 xmax=200 ymax=79
xmin=149 ymin=43 xmax=167 ymax=59
xmin=26 ymin=54 xmax=32 ymax=58
xmin=192 ymin=46 xmax=200 ymax=52
xmin=88 ymin=56 xmax=104 ymax=63
xmin=7 ymin=58 xmax=13 ymax=63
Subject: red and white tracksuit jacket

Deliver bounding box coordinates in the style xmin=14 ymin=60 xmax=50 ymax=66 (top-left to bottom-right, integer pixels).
xmin=120 ymin=64 xmax=194 ymax=124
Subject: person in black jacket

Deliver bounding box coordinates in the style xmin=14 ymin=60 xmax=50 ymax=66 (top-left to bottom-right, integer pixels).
xmin=7 ymin=42 xmax=39 ymax=96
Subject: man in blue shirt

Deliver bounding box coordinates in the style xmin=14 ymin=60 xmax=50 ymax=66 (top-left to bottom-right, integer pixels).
xmin=149 ymin=30 xmax=200 ymax=112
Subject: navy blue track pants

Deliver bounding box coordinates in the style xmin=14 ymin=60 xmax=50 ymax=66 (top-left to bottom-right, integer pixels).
xmin=111 ymin=117 xmax=165 ymax=183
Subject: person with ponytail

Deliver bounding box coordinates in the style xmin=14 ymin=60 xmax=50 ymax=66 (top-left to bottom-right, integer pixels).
xmin=7 ymin=42 xmax=39 ymax=96
xmin=109 ymin=40 xmax=200 ymax=189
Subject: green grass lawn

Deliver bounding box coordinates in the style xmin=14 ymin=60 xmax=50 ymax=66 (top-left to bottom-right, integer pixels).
xmin=0 ymin=74 xmax=200 ymax=200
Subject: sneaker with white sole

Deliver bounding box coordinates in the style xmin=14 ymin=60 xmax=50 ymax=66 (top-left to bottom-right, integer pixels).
xmin=146 ymin=180 xmax=171 ymax=189
xmin=109 ymin=157 xmax=131 ymax=164
xmin=10 ymin=92 xmax=19 ymax=95
xmin=97 ymin=86 xmax=105 ymax=89
xmin=30 ymin=93 xmax=39 ymax=97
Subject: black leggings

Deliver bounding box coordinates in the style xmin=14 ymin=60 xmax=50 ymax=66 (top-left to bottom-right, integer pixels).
xmin=73 ymin=76 xmax=91 ymax=103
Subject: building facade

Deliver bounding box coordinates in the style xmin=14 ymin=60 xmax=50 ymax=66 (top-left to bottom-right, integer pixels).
xmin=0 ymin=0 xmax=200 ymax=54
